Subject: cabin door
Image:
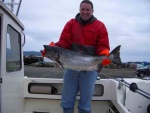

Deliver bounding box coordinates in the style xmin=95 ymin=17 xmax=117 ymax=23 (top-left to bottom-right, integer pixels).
xmin=0 ymin=7 xmax=24 ymax=113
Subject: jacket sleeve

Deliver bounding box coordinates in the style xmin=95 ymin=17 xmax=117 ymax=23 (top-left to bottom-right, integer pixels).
xmin=96 ymin=22 xmax=110 ymax=55
xmin=55 ymin=19 xmax=73 ymax=49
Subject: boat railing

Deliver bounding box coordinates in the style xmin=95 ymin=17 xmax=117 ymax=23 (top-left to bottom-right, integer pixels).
xmin=1 ymin=0 xmax=22 ymax=16
xmin=116 ymin=78 xmax=150 ymax=100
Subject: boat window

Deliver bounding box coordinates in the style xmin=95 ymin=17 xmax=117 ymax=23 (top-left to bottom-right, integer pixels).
xmin=6 ymin=25 xmax=22 ymax=72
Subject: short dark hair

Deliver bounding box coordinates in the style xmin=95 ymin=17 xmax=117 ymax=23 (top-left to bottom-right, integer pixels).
xmin=80 ymin=0 xmax=93 ymax=9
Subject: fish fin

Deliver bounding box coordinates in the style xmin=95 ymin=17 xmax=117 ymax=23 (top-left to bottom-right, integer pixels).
xmin=56 ymin=61 xmax=64 ymax=68
xmin=55 ymin=53 xmax=64 ymax=68
xmin=109 ymin=45 xmax=122 ymax=66
xmin=97 ymin=64 xmax=103 ymax=73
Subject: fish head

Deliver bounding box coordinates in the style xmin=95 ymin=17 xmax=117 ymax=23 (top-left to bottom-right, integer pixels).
xmin=43 ymin=45 xmax=60 ymax=61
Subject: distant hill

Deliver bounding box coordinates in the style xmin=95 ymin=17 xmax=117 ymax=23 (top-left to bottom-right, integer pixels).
xmin=23 ymin=51 xmax=41 ymax=56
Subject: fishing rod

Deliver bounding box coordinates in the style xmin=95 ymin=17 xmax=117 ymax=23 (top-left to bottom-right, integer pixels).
xmin=100 ymin=73 xmax=150 ymax=100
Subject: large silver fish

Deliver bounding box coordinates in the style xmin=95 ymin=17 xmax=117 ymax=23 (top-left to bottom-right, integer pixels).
xmin=44 ymin=45 xmax=121 ymax=73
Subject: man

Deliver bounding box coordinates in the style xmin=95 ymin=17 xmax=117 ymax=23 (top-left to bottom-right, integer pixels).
xmin=43 ymin=0 xmax=110 ymax=112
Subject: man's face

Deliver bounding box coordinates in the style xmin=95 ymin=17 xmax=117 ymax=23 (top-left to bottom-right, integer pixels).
xmin=80 ymin=3 xmax=93 ymax=21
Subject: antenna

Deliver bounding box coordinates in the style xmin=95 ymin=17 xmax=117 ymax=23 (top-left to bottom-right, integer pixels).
xmin=2 ymin=0 xmax=22 ymax=16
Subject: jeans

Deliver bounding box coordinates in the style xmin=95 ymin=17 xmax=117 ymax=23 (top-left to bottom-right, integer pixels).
xmin=61 ymin=69 xmax=98 ymax=113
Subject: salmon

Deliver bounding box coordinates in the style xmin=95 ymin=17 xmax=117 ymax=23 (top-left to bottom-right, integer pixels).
xmin=44 ymin=45 xmax=121 ymax=73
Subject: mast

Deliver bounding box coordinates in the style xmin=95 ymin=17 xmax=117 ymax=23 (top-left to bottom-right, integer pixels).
xmin=2 ymin=0 xmax=22 ymax=16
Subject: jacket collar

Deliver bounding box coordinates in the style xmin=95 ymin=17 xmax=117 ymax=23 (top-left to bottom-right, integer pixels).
xmin=75 ymin=13 xmax=97 ymax=25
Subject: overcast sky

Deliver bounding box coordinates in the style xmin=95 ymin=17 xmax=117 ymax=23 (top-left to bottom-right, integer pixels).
xmin=10 ymin=0 xmax=150 ymax=62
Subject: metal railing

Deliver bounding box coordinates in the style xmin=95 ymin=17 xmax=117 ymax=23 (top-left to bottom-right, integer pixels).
xmin=2 ymin=0 xmax=22 ymax=16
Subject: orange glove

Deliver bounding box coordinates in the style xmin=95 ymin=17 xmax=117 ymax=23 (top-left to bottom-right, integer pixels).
xmin=41 ymin=42 xmax=55 ymax=57
xmin=49 ymin=42 xmax=55 ymax=46
xmin=100 ymin=49 xmax=109 ymax=56
xmin=102 ymin=59 xmax=111 ymax=66
xmin=100 ymin=49 xmax=111 ymax=66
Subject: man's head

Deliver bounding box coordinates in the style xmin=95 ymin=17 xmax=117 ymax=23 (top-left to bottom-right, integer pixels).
xmin=79 ymin=0 xmax=94 ymax=21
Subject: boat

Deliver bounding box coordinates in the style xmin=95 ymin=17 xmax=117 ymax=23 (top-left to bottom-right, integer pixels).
xmin=0 ymin=1 xmax=150 ymax=113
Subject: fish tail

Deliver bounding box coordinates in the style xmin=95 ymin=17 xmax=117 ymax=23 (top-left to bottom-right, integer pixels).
xmin=109 ymin=45 xmax=122 ymax=66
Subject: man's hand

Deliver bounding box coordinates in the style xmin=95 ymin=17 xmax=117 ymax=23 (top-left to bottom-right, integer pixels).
xmin=102 ymin=59 xmax=111 ymax=66
xmin=100 ymin=49 xmax=111 ymax=66
xmin=41 ymin=42 xmax=55 ymax=57
xmin=100 ymin=49 xmax=109 ymax=56
xmin=49 ymin=42 xmax=55 ymax=46
xmin=41 ymin=50 xmax=46 ymax=57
